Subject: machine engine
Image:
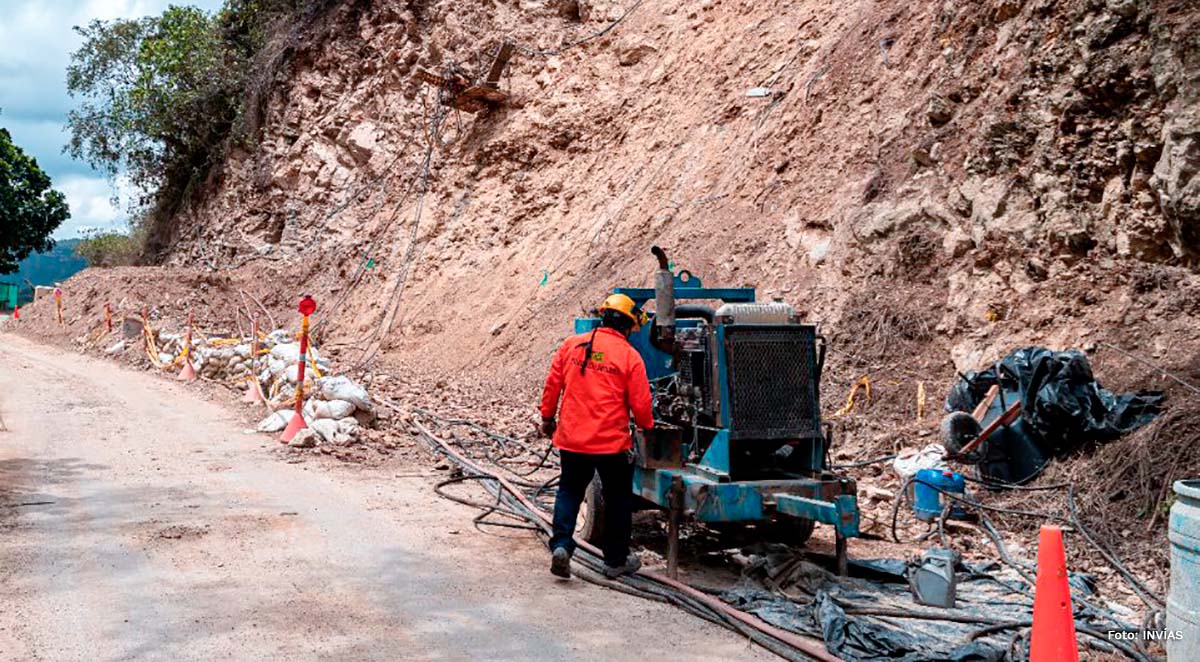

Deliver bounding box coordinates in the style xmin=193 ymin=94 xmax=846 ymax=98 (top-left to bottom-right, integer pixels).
xmin=652 ymin=302 xmax=829 ymax=480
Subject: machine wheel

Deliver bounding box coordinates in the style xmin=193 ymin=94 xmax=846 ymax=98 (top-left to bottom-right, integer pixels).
xmin=941 ymin=411 xmax=984 ymax=463
xmin=577 ymin=474 xmax=606 ymax=546
xmin=762 ymin=517 xmax=816 ymax=546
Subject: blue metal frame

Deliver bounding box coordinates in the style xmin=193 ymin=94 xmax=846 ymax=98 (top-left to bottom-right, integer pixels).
xmin=777 ymin=494 xmax=860 ymax=537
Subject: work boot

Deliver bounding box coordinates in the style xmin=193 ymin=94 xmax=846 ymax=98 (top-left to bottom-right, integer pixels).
xmin=603 ymin=553 xmax=642 ymax=579
xmin=550 ymin=546 xmax=572 ymax=578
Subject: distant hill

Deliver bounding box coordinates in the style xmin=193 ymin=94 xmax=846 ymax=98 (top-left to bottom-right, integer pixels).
xmin=4 ymin=239 xmax=87 ymax=304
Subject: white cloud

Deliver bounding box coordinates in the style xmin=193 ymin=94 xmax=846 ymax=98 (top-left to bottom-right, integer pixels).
xmin=0 ymin=0 xmax=226 ymax=240
xmin=54 ymin=174 xmax=131 ymax=237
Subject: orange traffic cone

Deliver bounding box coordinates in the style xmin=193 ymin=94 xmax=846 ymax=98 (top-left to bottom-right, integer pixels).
xmin=1030 ymin=525 xmax=1079 ymax=662
xmin=12 ymin=306 xmax=18 ymax=320
xmin=280 ymin=410 xmax=307 ymax=442
xmin=177 ymin=360 xmax=197 ymax=381
xmin=242 ymin=377 xmax=265 ymax=404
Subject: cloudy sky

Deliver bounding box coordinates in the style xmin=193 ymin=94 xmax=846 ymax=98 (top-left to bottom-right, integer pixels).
xmin=0 ymin=0 xmax=224 ymax=239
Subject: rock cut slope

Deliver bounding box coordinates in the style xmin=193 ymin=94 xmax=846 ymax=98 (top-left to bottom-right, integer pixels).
xmin=142 ymin=0 xmax=1200 ymax=391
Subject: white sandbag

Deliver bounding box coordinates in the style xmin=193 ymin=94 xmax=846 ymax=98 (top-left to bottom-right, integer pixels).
xmin=271 ymin=342 xmax=321 ymax=365
xmin=309 ymin=418 xmax=339 ymax=442
xmin=256 ymin=410 xmax=293 ymax=433
xmin=312 ymin=399 xmax=355 ymax=420
xmin=285 ymin=363 xmax=323 ymax=384
xmin=270 ymin=342 xmax=302 ymax=364
xmin=892 ymin=443 xmax=948 ymax=480
xmin=336 ymin=417 xmax=359 ymax=435
xmin=317 ymin=376 xmax=372 ymax=412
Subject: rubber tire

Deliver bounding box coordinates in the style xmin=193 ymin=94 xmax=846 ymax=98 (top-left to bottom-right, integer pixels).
xmin=941 ymin=411 xmax=984 ymax=463
xmin=762 ymin=517 xmax=816 ymax=546
xmin=577 ymin=473 xmax=606 ymax=546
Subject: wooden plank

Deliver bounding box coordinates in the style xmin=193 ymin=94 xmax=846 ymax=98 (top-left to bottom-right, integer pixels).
xmin=485 ymin=41 xmax=515 ymax=88
xmin=953 ymin=401 xmax=1021 ymax=460
xmin=971 ymin=384 xmax=1000 ymax=421
xmin=413 ymin=69 xmax=445 ymax=87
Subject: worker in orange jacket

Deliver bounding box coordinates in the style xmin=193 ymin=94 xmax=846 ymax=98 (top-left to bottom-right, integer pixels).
xmin=539 ymin=293 xmax=655 ymax=579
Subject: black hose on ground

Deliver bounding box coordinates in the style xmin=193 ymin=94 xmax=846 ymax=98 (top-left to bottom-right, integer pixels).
xmin=830 ymin=453 xmax=898 ymax=470
xmin=410 ymin=416 xmax=837 ymax=662
xmin=1065 ymin=487 xmax=1165 ymax=611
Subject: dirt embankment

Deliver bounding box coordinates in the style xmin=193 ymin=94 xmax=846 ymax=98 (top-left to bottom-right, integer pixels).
xmin=130 ymin=0 xmax=1199 ymax=383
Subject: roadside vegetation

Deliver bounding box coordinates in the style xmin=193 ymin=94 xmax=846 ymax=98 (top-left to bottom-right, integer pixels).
xmin=65 ymin=0 xmax=328 ymax=260
xmin=74 ymin=230 xmax=142 ymax=268
xmin=0 ymin=126 xmax=71 ymax=274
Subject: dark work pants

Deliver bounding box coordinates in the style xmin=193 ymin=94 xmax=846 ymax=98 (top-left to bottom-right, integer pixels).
xmin=549 ymin=449 xmax=634 ymax=568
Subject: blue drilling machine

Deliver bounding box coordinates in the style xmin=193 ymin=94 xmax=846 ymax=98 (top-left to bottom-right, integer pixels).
xmin=574 ymin=247 xmax=860 ymax=575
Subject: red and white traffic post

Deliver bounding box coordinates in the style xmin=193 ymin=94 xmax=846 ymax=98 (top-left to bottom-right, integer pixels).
xmin=281 ymin=295 xmax=317 ymax=442
xmin=54 ymin=287 xmax=63 ymax=326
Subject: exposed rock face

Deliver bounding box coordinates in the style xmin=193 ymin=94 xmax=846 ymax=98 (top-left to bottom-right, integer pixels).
xmin=150 ymin=0 xmax=1200 ymax=382
xmin=1154 ymin=110 xmax=1200 ymax=257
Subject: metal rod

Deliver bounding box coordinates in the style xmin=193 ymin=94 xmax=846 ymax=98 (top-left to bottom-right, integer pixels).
xmin=1100 ymin=341 xmax=1200 ymax=397
xmin=667 ymin=477 xmax=683 ymax=579
xmin=835 ymin=532 xmax=848 ymax=577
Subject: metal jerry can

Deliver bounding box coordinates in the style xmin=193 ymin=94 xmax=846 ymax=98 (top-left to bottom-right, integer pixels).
xmin=909 ymin=549 xmax=959 ymax=608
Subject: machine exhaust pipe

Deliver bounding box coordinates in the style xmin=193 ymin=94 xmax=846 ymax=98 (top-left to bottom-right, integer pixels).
xmin=651 ymin=246 xmax=675 ymax=352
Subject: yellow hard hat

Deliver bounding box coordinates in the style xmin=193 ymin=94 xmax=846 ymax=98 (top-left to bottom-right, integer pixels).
xmin=600 ymin=293 xmax=648 ymax=330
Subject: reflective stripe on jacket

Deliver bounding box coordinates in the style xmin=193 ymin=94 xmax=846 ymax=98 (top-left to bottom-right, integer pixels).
xmin=538 ymin=327 xmax=655 ymax=454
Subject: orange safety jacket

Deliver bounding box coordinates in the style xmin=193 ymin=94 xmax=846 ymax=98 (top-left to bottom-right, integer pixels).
xmin=539 ymin=327 xmax=655 ymax=454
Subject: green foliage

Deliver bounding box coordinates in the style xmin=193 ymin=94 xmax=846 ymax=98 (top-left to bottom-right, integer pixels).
xmin=75 ymin=230 xmax=142 ymax=268
xmin=66 ymin=7 xmax=244 ymax=207
xmin=0 ymin=127 xmax=71 ymax=274
xmin=64 ymin=1 xmax=311 ymax=242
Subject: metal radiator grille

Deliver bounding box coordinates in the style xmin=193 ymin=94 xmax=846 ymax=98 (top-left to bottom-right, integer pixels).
xmin=724 ymin=325 xmax=819 ymax=440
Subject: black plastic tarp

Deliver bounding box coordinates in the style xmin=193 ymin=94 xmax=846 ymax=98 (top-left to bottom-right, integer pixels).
xmin=720 ymin=550 xmax=1120 ymax=662
xmin=945 ymin=347 xmax=1163 ymax=483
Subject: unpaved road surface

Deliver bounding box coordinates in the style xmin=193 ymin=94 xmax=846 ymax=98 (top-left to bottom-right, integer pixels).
xmin=0 ymin=333 xmax=769 ymax=661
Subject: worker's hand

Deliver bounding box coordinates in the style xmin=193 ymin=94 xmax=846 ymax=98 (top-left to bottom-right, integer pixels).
xmin=539 ymin=417 xmax=557 ymax=438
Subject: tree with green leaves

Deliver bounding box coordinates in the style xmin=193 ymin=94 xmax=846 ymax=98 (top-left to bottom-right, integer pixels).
xmin=0 ymin=127 xmax=71 ymax=274
xmin=66 ymin=6 xmax=246 ymax=212
xmin=64 ymin=1 xmax=309 ymax=245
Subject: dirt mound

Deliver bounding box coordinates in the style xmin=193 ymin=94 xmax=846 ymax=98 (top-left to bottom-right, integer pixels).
xmin=8 ymin=266 xmax=294 ymax=348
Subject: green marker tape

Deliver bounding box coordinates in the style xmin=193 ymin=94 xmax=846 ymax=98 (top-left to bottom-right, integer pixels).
xmin=539 ymin=269 xmax=549 ymax=286
xmin=365 ymin=257 xmax=376 ymax=270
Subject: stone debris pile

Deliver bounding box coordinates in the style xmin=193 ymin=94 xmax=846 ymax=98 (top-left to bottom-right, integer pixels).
xmin=102 ymin=321 xmax=375 ymax=447
xmin=255 ymin=375 xmax=376 ymax=447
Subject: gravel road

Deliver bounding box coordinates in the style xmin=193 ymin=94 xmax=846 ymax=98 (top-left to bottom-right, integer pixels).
xmin=0 ymin=333 xmax=771 ymax=661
